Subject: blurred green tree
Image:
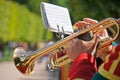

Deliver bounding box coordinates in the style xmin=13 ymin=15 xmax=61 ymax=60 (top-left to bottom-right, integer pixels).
xmin=0 ymin=0 xmax=53 ymax=43
xmin=0 ymin=0 xmax=120 ymax=44
xmin=70 ymin=0 xmax=120 ymax=23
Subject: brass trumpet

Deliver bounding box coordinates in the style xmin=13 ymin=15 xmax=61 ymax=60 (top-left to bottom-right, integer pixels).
xmin=13 ymin=18 xmax=120 ymax=75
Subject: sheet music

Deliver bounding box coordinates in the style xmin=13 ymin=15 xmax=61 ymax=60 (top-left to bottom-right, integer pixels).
xmin=40 ymin=2 xmax=73 ymax=34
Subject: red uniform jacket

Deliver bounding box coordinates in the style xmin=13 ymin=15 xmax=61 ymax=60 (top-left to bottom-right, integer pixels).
xmin=68 ymin=44 xmax=120 ymax=80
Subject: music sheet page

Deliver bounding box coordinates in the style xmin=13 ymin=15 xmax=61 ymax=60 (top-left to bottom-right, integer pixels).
xmin=41 ymin=2 xmax=73 ymax=34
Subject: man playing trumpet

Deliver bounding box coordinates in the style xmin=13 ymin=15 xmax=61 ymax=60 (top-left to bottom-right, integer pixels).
xmin=66 ymin=18 xmax=120 ymax=80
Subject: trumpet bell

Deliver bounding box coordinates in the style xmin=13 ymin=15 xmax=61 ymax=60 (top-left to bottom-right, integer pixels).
xmin=13 ymin=47 xmax=35 ymax=75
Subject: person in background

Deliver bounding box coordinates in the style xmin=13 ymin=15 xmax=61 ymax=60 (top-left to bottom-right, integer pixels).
xmin=66 ymin=18 xmax=120 ymax=80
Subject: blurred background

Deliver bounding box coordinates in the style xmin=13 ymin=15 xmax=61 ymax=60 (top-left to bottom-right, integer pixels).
xmin=0 ymin=0 xmax=120 ymax=80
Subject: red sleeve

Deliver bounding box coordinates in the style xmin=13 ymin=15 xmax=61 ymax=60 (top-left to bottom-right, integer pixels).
xmin=68 ymin=52 xmax=97 ymax=80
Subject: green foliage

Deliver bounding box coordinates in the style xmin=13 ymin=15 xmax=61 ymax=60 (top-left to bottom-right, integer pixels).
xmin=22 ymin=0 xmax=49 ymax=15
xmin=56 ymin=0 xmax=72 ymax=10
xmin=12 ymin=0 xmax=28 ymax=4
xmin=70 ymin=0 xmax=120 ymax=23
xmin=0 ymin=0 xmax=120 ymax=44
xmin=0 ymin=0 xmax=54 ymax=43
xmin=12 ymin=0 xmax=50 ymax=15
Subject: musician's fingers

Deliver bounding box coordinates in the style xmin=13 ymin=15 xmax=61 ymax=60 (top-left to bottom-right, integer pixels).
xmin=88 ymin=34 xmax=99 ymax=55
xmin=83 ymin=18 xmax=98 ymax=26
xmin=83 ymin=18 xmax=109 ymax=38
xmin=96 ymin=45 xmax=112 ymax=61
xmin=74 ymin=21 xmax=88 ymax=30
xmin=96 ymin=29 xmax=109 ymax=39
